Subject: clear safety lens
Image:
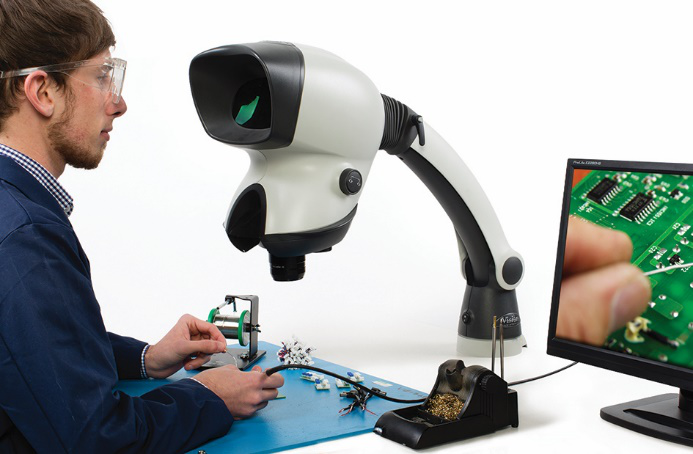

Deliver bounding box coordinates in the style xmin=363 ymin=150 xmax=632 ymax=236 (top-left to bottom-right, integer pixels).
xmin=0 ymin=57 xmax=127 ymax=104
xmin=83 ymin=58 xmax=126 ymax=104
xmin=105 ymin=58 xmax=127 ymax=104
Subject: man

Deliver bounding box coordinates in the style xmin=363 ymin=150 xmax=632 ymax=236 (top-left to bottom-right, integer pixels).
xmin=0 ymin=1 xmax=283 ymax=452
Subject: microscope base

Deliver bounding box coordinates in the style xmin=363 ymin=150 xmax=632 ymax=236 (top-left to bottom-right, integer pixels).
xmin=456 ymin=334 xmax=526 ymax=358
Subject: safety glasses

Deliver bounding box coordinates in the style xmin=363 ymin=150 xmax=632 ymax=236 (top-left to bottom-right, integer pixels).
xmin=0 ymin=57 xmax=127 ymax=104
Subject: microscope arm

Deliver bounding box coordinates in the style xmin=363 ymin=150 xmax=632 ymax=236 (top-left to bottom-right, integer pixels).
xmin=380 ymin=95 xmax=525 ymax=353
xmin=405 ymin=124 xmax=524 ymax=291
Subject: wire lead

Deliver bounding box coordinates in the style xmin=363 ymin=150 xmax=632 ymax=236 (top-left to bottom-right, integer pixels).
xmin=265 ymin=364 xmax=426 ymax=404
xmin=644 ymin=263 xmax=693 ymax=276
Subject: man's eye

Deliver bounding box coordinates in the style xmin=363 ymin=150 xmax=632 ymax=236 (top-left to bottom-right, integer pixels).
xmin=96 ymin=73 xmax=112 ymax=86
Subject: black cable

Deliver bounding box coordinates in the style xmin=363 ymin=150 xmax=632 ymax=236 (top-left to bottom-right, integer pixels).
xmin=508 ymin=361 xmax=578 ymax=386
xmin=267 ymin=361 xmax=577 ymax=400
xmin=265 ymin=364 xmax=427 ymax=404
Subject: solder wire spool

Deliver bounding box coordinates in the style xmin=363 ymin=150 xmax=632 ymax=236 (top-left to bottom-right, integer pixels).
xmin=208 ymin=308 xmax=250 ymax=346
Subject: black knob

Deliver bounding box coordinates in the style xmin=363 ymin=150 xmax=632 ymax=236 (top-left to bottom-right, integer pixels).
xmin=340 ymin=169 xmax=362 ymax=195
xmin=462 ymin=311 xmax=472 ymax=324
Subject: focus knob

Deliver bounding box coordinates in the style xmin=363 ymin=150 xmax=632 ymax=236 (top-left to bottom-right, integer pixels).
xmin=340 ymin=169 xmax=362 ymax=195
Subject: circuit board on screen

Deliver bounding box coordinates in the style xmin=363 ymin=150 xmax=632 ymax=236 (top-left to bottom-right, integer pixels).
xmin=570 ymin=169 xmax=693 ymax=369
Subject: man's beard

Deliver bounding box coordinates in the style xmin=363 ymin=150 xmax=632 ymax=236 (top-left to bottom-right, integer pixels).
xmin=47 ymin=92 xmax=105 ymax=170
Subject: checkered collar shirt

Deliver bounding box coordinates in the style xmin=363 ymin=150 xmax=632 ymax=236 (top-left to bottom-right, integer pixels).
xmin=0 ymin=143 xmax=74 ymax=217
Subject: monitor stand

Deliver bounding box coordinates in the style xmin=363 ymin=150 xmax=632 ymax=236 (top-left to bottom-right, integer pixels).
xmin=601 ymin=389 xmax=693 ymax=447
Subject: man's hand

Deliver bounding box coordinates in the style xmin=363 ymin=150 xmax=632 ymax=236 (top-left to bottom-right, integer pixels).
xmin=193 ymin=366 xmax=285 ymax=419
xmin=557 ymin=217 xmax=651 ymax=345
xmin=145 ymin=314 xmax=227 ymax=378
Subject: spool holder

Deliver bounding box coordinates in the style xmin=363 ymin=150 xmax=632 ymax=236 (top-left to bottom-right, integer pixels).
xmin=200 ymin=294 xmax=266 ymax=370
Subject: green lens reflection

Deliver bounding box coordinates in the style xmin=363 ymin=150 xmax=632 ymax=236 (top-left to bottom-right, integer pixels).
xmin=235 ymin=96 xmax=259 ymax=126
xmin=232 ymin=78 xmax=270 ymax=129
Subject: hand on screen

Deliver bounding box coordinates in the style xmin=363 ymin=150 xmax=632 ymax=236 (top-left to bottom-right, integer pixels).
xmin=557 ymin=217 xmax=651 ymax=346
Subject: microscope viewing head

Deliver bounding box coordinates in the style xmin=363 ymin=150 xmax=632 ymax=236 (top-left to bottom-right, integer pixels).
xmin=190 ymin=41 xmax=383 ymax=281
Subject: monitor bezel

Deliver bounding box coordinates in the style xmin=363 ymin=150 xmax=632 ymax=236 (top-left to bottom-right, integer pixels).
xmin=547 ymin=158 xmax=693 ymax=392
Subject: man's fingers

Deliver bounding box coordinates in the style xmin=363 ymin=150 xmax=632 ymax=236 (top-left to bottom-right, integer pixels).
xmin=557 ymin=262 xmax=651 ymax=345
xmin=563 ymin=217 xmax=633 ymax=276
xmin=185 ymin=315 xmax=227 ymax=344
xmin=261 ymin=388 xmax=279 ymax=401
xmin=182 ymin=339 xmax=226 ymax=356
xmin=263 ymin=372 xmax=284 ymax=389
xmin=184 ymin=354 xmax=211 ymax=371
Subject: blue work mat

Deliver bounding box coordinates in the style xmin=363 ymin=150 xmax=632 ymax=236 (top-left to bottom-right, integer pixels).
xmin=115 ymin=341 xmax=428 ymax=453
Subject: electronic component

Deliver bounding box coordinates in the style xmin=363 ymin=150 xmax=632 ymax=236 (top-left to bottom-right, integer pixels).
xmin=301 ymin=371 xmax=325 ymax=382
xmin=315 ymin=379 xmax=330 ymax=390
xmin=620 ymin=193 xmax=655 ymax=222
xmin=625 ymin=317 xmax=650 ymax=343
xmin=335 ymin=379 xmax=351 ymax=389
xmin=624 ymin=317 xmax=679 ymax=348
xmin=669 ymin=254 xmax=682 ymax=266
xmin=671 ymin=189 xmax=683 ymax=200
xmin=643 ymin=329 xmax=680 ymax=349
xmin=340 ymin=388 xmax=375 ymax=416
xmin=586 ymin=178 xmax=619 ymax=204
xmin=277 ymin=336 xmax=316 ymax=366
xmin=346 ymin=372 xmax=364 ymax=383
xmin=654 ymin=248 xmax=667 ymax=260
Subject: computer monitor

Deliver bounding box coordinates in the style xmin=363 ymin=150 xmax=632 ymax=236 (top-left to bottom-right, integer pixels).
xmin=547 ymin=158 xmax=693 ymax=447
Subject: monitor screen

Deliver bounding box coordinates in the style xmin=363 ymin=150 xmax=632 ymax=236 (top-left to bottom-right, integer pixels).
xmin=547 ymin=159 xmax=693 ymax=447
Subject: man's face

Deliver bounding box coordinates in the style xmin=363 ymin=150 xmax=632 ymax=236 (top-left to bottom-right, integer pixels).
xmin=47 ymin=50 xmax=127 ymax=170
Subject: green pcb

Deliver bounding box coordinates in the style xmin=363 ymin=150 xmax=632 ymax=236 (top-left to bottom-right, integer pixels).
xmin=570 ymin=169 xmax=693 ymax=368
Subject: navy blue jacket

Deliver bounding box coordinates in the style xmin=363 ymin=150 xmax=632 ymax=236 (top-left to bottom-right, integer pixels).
xmin=0 ymin=156 xmax=233 ymax=453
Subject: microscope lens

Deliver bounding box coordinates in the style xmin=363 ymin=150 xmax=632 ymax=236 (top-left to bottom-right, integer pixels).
xmin=235 ymin=96 xmax=259 ymax=125
xmin=269 ymin=254 xmax=306 ymax=281
xmin=232 ymin=78 xmax=271 ymax=129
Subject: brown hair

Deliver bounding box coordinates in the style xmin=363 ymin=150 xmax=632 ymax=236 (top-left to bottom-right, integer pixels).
xmin=0 ymin=0 xmax=115 ymax=130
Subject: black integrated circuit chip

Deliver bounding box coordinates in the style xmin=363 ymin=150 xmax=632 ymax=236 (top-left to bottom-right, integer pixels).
xmin=671 ymin=189 xmax=682 ymax=199
xmin=669 ymin=254 xmax=681 ymax=265
xmin=586 ymin=178 xmax=618 ymax=204
xmin=620 ymin=192 xmax=654 ymax=222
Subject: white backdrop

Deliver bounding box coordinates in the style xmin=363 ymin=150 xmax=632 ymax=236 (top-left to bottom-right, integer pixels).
xmin=62 ymin=1 xmax=693 ymax=452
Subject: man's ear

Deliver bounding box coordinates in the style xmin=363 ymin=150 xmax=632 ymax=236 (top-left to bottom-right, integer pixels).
xmin=23 ymin=71 xmax=57 ymax=118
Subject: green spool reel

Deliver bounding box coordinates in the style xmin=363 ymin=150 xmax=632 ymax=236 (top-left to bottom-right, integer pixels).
xmin=208 ymin=308 xmax=249 ymax=347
